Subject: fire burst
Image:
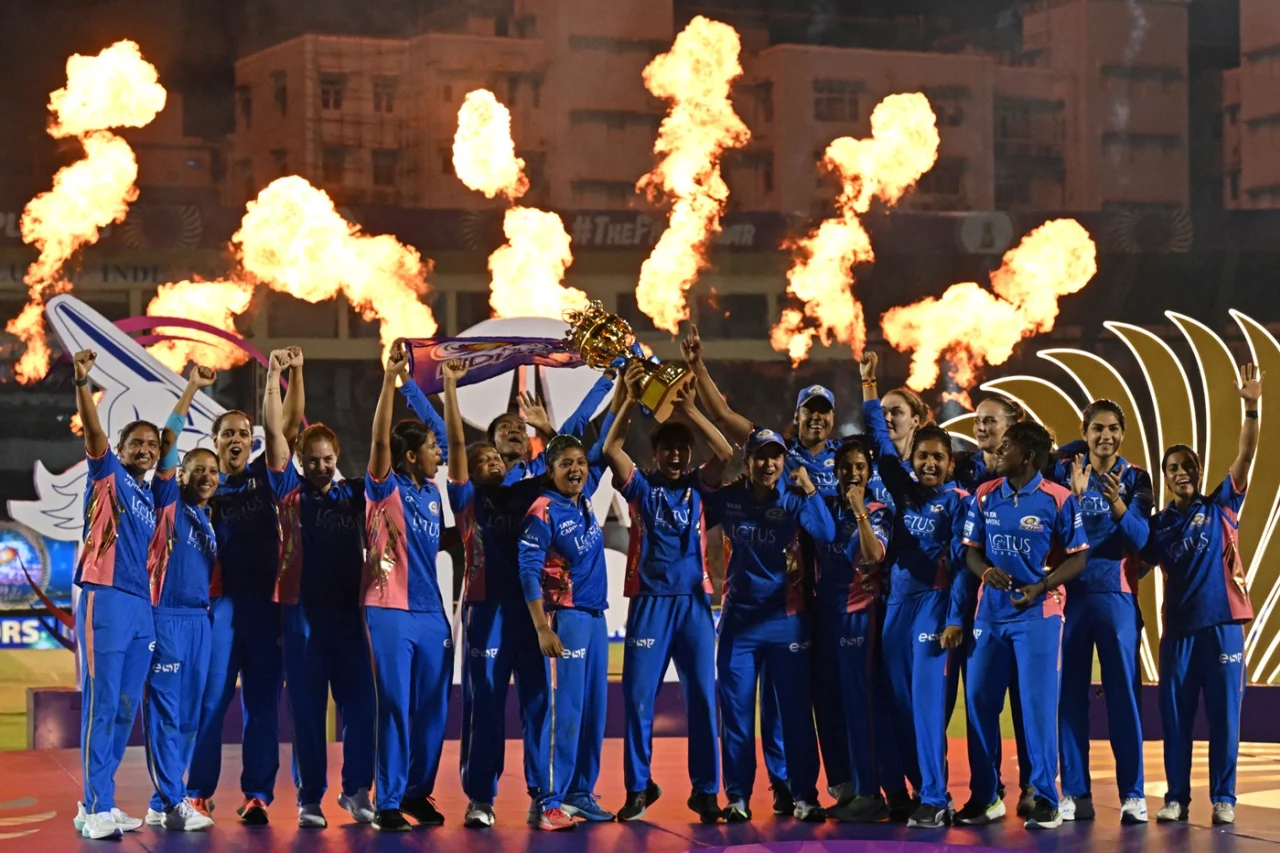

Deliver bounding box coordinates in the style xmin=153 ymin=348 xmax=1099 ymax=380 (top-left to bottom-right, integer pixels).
xmin=771 ymin=93 xmax=939 ymax=364
xmin=6 ymin=40 xmax=166 ymax=383
xmin=635 ymin=16 xmax=750 ymax=334
xmin=881 ymin=218 xmax=1098 ymax=398
xmin=145 ymin=280 xmax=256 ymax=373
xmin=452 ymin=89 xmax=585 ymax=319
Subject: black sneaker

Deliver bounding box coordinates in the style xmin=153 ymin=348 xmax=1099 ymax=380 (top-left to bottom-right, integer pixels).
xmin=724 ymin=799 xmax=752 ymax=822
xmin=237 ymin=797 xmax=269 ymax=825
xmin=687 ymin=791 xmax=723 ymax=824
xmin=770 ymin=783 xmax=794 ymax=816
xmin=1024 ymin=797 xmax=1063 ymax=830
xmin=619 ymin=791 xmax=648 ymax=822
xmin=1016 ymin=786 xmax=1036 ymax=817
xmin=997 ymin=783 xmax=1007 ymax=801
xmin=908 ymin=803 xmax=949 ymax=828
xmin=373 ymin=809 xmax=411 ymax=832
xmin=400 ymin=796 xmax=445 ymax=827
xmin=1068 ymin=794 xmax=1095 ymax=821
xmin=887 ymin=789 xmax=915 ymax=823
xmin=828 ymin=795 xmax=888 ymax=823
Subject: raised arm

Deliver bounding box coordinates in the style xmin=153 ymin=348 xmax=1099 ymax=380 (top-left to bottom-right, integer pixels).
xmin=72 ymin=350 xmax=108 ymax=459
xmin=558 ymin=371 xmax=616 ymax=439
xmin=398 ymin=368 xmax=450 ymax=465
xmin=682 ymin=324 xmax=752 ymax=446
xmin=859 ymin=352 xmax=901 ymax=464
xmin=602 ymin=371 xmax=638 ymax=487
xmin=1233 ymin=363 xmax=1263 ymax=491
xmin=263 ymin=349 xmax=295 ymax=472
xmin=442 ymin=359 xmax=469 ymax=484
xmin=161 ymin=364 xmax=218 ymax=471
xmin=281 ymin=345 xmax=305 ymax=449
xmin=849 ymin=487 xmax=887 ymax=564
xmin=369 ymin=341 xmax=408 ymax=480
xmin=791 ymin=467 xmax=836 ymax=543
xmin=675 ymin=384 xmax=734 ymax=489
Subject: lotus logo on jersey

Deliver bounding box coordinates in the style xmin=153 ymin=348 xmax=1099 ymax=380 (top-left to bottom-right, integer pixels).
xmin=1019 ymin=515 xmax=1043 ymax=532
xmin=627 ymin=637 xmax=655 ymax=648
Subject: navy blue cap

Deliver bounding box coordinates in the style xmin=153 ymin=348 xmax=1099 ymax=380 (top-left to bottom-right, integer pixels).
xmin=795 ymin=384 xmax=835 ymax=411
xmin=744 ymin=428 xmax=787 ymax=456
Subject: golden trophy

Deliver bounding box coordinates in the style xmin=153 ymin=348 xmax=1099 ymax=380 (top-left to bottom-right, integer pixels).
xmin=563 ymin=301 xmax=693 ymax=422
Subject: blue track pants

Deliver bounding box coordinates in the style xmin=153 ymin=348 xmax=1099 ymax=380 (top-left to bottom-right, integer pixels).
xmin=145 ymin=608 xmax=211 ymax=811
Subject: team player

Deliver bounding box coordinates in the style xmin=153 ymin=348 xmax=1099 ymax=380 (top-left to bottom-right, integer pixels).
xmin=519 ymin=435 xmax=615 ymax=829
xmin=363 ymin=341 xmax=452 ymax=832
xmin=684 ymin=326 xmax=872 ymax=811
xmin=142 ymin=365 xmax=220 ymax=832
xmin=958 ymin=421 xmax=1089 ymax=830
xmin=188 ymin=353 xmax=303 ymax=823
xmin=1144 ymin=364 xmax=1262 ymax=826
xmin=70 ymin=349 xmax=159 ymax=841
xmin=601 ymin=364 xmax=733 ymax=823
xmin=706 ymin=428 xmax=833 ymax=823
xmin=865 ymin=420 xmax=972 ymax=829
xmin=262 ymin=349 xmax=376 ymax=828
xmin=1049 ymin=400 xmax=1153 ymax=824
xmin=811 ymin=440 xmax=895 ymax=825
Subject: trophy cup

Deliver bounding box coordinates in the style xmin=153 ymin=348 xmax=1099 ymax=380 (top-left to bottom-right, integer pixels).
xmin=563 ymin=301 xmax=693 ymax=422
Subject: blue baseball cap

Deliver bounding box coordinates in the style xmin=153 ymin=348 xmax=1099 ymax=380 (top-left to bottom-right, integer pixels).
xmin=795 ymin=384 xmax=835 ymax=411
xmin=744 ymin=428 xmax=787 ymax=456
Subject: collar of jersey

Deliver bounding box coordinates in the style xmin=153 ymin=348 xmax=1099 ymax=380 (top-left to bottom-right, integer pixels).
xmin=999 ymin=472 xmax=1044 ymax=499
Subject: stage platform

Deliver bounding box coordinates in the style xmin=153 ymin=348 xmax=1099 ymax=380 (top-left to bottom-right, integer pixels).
xmin=4 ymin=738 xmax=1280 ymax=851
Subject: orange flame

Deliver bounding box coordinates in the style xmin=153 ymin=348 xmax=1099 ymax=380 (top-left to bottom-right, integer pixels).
xmin=452 ymin=89 xmax=585 ymax=319
xmin=881 ymin=218 xmax=1098 ymax=391
xmin=70 ymin=390 xmax=105 ymax=436
xmin=6 ymin=40 xmax=166 ymax=384
xmin=772 ymin=93 xmax=940 ymax=364
xmin=635 ymin=16 xmax=750 ymax=334
xmin=145 ymin=280 xmax=256 ymax=373
xmin=233 ymin=176 xmax=437 ymax=353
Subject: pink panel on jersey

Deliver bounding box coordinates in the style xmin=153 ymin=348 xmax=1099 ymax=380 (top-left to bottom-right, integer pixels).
xmin=80 ymin=477 xmax=120 ymax=588
xmin=1220 ymin=517 xmax=1255 ymax=622
xmin=363 ymin=487 xmax=410 ymax=610
xmin=147 ymin=499 xmax=178 ymax=606
xmin=273 ymin=485 xmax=304 ymax=605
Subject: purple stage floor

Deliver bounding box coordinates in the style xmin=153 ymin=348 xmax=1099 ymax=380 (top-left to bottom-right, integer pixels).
xmin=3 ymin=739 xmax=1280 ymax=852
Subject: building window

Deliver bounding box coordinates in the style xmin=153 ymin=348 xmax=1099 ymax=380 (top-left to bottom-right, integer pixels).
xmin=271 ymin=147 xmax=288 ymax=176
xmin=439 ymin=148 xmax=454 ymax=176
xmin=695 ymin=294 xmax=769 ymax=339
xmin=813 ymin=79 xmax=862 ymax=123
xmin=320 ymin=73 xmax=347 ymax=110
xmin=570 ymin=180 xmax=633 ymax=204
xmin=995 ymin=180 xmax=1031 ymax=208
xmin=455 ymin=292 xmax=492 ymax=333
xmin=917 ymin=159 xmax=966 ymax=197
xmin=442 ymin=84 xmax=453 ymax=103
xmin=236 ymin=158 xmax=253 ymax=199
xmin=372 ymin=148 xmax=399 ymax=186
xmin=236 ymin=85 xmax=252 ymax=130
xmin=270 ymin=71 xmax=287 ymax=115
xmin=568 ymin=109 xmax=662 ymax=131
xmin=373 ymin=76 xmax=397 ymax=113
xmin=322 ymin=146 xmax=345 ymax=182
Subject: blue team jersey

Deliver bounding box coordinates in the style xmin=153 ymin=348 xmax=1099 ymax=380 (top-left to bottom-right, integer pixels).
xmin=364 ymin=470 xmax=445 ymax=613
xmin=779 ymin=435 xmax=892 ymax=507
xmin=962 ymin=473 xmax=1089 ymax=623
xmin=146 ymin=470 xmax=215 ymax=609
xmin=1143 ymin=473 xmax=1254 ymax=635
xmin=887 ymin=487 xmax=971 ymax=612
xmin=78 ymin=448 xmax=157 ymax=600
xmin=619 ymin=467 xmax=715 ymax=597
xmin=953 ymin=451 xmax=997 ymax=493
xmin=518 ymin=489 xmax=609 ymax=612
xmin=813 ymin=499 xmax=891 ymax=612
xmin=268 ymin=464 xmax=366 ymax=610
xmin=210 ymin=455 xmax=279 ymax=599
xmin=705 ymin=480 xmax=836 ymax=621
xmin=1049 ymin=455 xmax=1153 ymax=595
xmin=449 ymin=477 xmax=544 ymax=603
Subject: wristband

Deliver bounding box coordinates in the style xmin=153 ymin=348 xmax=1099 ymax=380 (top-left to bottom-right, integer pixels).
xmin=1246 ymin=410 xmax=1259 ymax=419
xmin=853 ymin=512 xmax=869 ymax=521
xmin=164 ymin=412 xmax=187 ymax=436
xmin=861 ymin=380 xmax=877 ymax=387
xmin=74 ymin=377 xmax=89 ymax=387
xmin=804 ymin=489 xmax=818 ymax=499
xmin=981 ymin=567 xmax=996 ymax=585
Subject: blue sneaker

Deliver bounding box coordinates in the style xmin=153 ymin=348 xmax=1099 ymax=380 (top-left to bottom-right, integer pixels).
xmin=562 ymin=794 xmax=616 ymax=822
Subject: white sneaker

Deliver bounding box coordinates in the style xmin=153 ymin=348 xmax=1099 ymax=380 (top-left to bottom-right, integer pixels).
xmin=1213 ymin=802 xmax=1235 ymax=825
xmin=465 ymin=801 xmax=496 ymax=827
xmin=338 ymin=789 xmax=375 ymax=824
xmin=165 ymin=800 xmax=214 ymax=832
xmin=79 ymin=810 xmax=122 ymax=840
xmin=145 ymin=808 xmax=165 ymax=826
xmin=793 ymin=799 xmax=825 ymax=822
xmin=1156 ymin=801 xmax=1187 ymax=822
xmin=1060 ymin=796 xmax=1076 ymax=821
xmin=1120 ymin=798 xmax=1148 ymax=824
xmin=72 ymin=802 xmax=88 ymax=832
xmin=298 ymin=803 xmax=327 ymax=828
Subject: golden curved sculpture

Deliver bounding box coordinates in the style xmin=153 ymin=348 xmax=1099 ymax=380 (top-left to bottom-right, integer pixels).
xmin=942 ymin=309 xmax=1278 ymax=684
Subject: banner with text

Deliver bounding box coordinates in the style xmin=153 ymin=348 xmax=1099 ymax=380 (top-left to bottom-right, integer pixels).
xmin=404 ymin=337 xmax=584 ymax=397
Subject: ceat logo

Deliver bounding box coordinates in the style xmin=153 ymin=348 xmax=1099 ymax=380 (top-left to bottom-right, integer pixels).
xmin=1019 ymin=515 xmax=1044 ymax=532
